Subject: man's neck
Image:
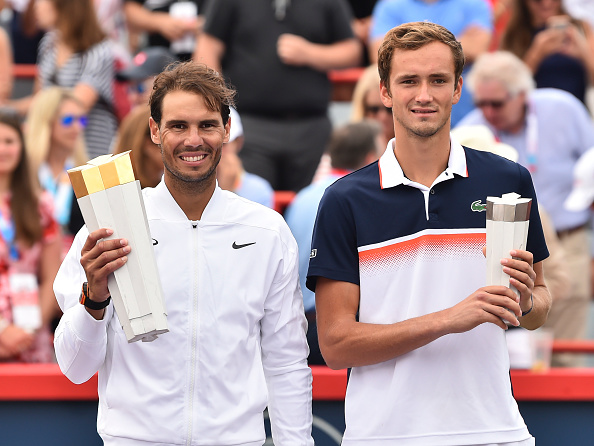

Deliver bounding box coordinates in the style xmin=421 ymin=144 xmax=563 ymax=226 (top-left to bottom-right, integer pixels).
xmin=164 ymin=175 xmax=216 ymax=221
xmin=393 ymin=131 xmax=451 ymax=188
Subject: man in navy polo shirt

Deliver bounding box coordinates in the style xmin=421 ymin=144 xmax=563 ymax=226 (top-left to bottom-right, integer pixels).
xmin=307 ymin=22 xmax=552 ymax=446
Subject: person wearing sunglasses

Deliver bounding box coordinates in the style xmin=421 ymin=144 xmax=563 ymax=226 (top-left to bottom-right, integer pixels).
xmin=24 ymin=87 xmax=88 ymax=238
xmin=457 ymin=50 xmax=594 ymax=367
xmin=499 ymin=0 xmax=594 ymax=105
xmin=350 ymin=64 xmax=395 ymax=150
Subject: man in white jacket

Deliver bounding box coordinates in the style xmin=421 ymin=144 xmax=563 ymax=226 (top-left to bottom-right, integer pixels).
xmin=53 ymin=61 xmax=313 ymax=446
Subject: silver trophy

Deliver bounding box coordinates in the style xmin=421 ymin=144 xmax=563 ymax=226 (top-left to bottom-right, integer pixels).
xmin=486 ymin=193 xmax=532 ymax=312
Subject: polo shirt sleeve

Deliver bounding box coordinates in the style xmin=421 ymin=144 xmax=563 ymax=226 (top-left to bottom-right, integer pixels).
xmin=306 ymin=185 xmax=360 ymax=292
xmin=518 ymin=164 xmax=550 ymax=264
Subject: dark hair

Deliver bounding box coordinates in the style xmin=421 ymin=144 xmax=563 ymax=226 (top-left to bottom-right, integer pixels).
xmin=500 ymin=0 xmax=575 ymax=59
xmin=378 ymin=21 xmax=465 ymax=95
xmin=328 ymin=121 xmax=381 ymax=170
xmin=0 ymin=111 xmax=42 ymax=246
xmin=52 ymin=0 xmax=106 ymax=53
xmin=150 ymin=62 xmax=236 ymax=126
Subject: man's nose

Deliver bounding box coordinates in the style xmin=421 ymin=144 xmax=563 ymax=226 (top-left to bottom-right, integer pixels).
xmin=185 ymin=127 xmax=203 ymax=147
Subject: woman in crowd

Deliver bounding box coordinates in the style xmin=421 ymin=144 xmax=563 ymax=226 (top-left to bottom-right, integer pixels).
xmin=25 ymin=87 xmax=88 ymax=237
xmin=113 ymin=105 xmax=163 ymax=188
xmin=500 ymin=0 xmax=594 ymax=104
xmin=32 ymin=0 xmax=118 ymax=158
xmin=0 ymin=111 xmax=62 ymax=362
xmin=350 ymin=64 xmax=394 ymax=150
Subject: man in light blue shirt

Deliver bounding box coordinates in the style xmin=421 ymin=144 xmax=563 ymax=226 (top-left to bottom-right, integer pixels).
xmin=285 ymin=121 xmax=381 ymax=364
xmin=457 ymin=51 xmax=594 ymax=366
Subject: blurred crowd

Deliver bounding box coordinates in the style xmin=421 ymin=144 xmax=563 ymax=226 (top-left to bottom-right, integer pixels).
xmin=0 ymin=0 xmax=593 ymax=367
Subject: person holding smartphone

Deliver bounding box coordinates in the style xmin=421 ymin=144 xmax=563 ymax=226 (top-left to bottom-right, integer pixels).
xmin=499 ymin=0 xmax=594 ymax=105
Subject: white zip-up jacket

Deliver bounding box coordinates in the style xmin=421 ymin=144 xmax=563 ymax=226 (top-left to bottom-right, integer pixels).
xmin=54 ymin=182 xmax=313 ymax=446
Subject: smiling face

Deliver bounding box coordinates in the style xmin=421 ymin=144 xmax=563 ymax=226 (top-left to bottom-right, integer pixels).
xmin=380 ymin=41 xmax=462 ymax=140
xmin=149 ymin=90 xmax=230 ymax=192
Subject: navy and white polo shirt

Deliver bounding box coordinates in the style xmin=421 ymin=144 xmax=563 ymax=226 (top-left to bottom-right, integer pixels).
xmin=307 ymin=140 xmax=548 ymax=445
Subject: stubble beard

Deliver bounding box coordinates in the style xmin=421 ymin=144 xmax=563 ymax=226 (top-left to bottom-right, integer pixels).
xmin=397 ymin=112 xmax=450 ymax=139
xmin=163 ymin=146 xmax=222 ymax=194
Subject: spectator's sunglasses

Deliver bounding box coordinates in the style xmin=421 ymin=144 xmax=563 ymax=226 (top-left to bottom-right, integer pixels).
xmin=60 ymin=115 xmax=88 ymax=128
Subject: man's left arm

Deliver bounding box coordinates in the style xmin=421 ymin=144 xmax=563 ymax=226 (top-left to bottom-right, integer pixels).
xmin=277 ymin=35 xmax=361 ymax=71
xmin=502 ymin=251 xmax=551 ymax=330
xmin=260 ymin=229 xmax=313 ymax=445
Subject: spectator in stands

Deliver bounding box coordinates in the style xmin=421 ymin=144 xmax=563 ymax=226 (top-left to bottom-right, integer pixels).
xmin=0 ymin=0 xmax=44 ymax=64
xmin=457 ymin=50 xmax=594 ymax=366
xmin=0 ymin=27 xmax=13 ymax=104
xmin=194 ymin=0 xmax=361 ymax=192
xmin=0 ymin=111 xmax=62 ymax=362
xmin=116 ymin=46 xmax=176 ymax=109
xmin=346 ymin=0 xmax=379 ymax=66
xmin=123 ymin=0 xmax=205 ymax=60
xmin=285 ymin=121 xmax=382 ymax=365
xmin=368 ymin=0 xmax=493 ymax=126
xmin=500 ymin=0 xmax=594 ymax=105
xmin=112 ymin=105 xmax=163 ymax=189
xmin=217 ymin=108 xmax=274 ymax=208
xmin=350 ymin=64 xmax=395 ymax=149
xmin=24 ymin=87 xmax=88 ymax=237
xmin=11 ymin=0 xmax=118 ymax=159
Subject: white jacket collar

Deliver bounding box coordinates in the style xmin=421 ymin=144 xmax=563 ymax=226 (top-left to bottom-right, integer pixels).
xmin=150 ymin=179 xmax=226 ymax=222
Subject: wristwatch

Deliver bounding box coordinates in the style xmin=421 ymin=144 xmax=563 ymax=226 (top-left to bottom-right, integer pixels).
xmin=79 ymin=282 xmax=111 ymax=310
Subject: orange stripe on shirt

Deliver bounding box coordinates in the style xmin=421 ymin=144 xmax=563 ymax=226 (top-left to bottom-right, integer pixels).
xmin=359 ymin=232 xmax=486 ymax=264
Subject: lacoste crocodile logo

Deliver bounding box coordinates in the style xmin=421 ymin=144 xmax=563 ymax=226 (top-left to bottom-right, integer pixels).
xmin=471 ymin=200 xmax=487 ymax=212
xmin=232 ymin=241 xmax=256 ymax=249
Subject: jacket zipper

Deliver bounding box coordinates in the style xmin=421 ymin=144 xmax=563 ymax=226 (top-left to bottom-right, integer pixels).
xmin=186 ymin=222 xmax=200 ymax=446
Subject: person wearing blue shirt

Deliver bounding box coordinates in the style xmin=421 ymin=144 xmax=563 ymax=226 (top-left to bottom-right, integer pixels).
xmin=285 ymin=121 xmax=381 ymax=364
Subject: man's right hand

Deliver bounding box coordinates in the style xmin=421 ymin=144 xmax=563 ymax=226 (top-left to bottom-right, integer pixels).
xmin=444 ymin=285 xmax=522 ymax=332
xmin=80 ymin=228 xmax=130 ymax=310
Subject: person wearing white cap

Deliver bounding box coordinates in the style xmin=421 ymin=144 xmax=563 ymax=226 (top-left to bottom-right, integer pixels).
xmin=217 ymin=108 xmax=274 ymax=208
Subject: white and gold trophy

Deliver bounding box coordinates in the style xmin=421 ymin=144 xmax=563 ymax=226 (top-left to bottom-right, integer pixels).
xmin=486 ymin=193 xmax=532 ymax=307
xmin=68 ymin=152 xmax=168 ymax=343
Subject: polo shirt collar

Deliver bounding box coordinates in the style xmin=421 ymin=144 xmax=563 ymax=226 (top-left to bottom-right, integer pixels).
xmin=378 ymin=137 xmax=468 ymax=189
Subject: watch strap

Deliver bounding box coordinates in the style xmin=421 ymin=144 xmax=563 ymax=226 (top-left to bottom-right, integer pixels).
xmin=79 ymin=282 xmax=111 ymax=310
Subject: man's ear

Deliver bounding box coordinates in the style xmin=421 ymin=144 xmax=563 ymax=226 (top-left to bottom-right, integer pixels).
xmin=223 ymin=116 xmax=231 ymax=143
xmin=452 ymin=76 xmax=463 ymax=105
xmin=380 ymin=81 xmax=393 ymax=108
xmin=149 ymin=117 xmax=160 ymax=145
